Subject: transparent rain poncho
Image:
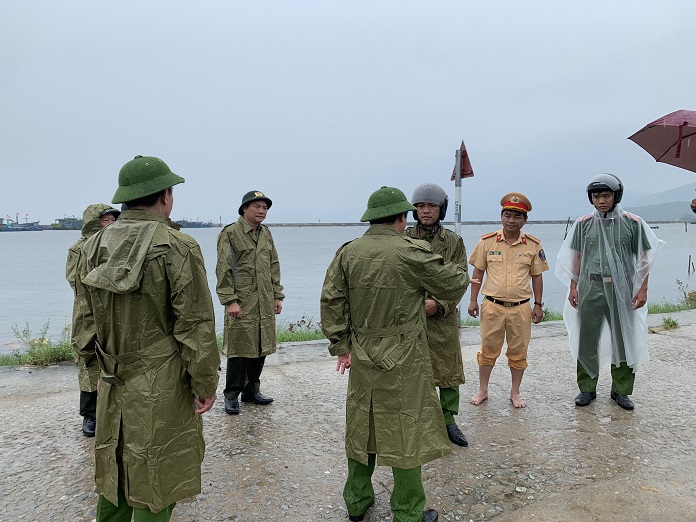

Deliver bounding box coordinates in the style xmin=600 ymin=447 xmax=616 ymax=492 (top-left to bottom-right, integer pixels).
xmin=555 ymin=204 xmax=665 ymax=377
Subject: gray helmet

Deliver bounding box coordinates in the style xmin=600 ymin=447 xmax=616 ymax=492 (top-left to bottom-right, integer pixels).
xmin=411 ymin=183 xmax=448 ymax=221
xmin=586 ymin=173 xmax=623 ymax=205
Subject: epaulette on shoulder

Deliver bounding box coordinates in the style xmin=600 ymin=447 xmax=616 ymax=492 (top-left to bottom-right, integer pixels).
xmin=525 ymin=233 xmax=540 ymax=244
xmin=623 ymin=211 xmax=641 ymax=222
xmin=404 ymin=236 xmax=433 ymax=252
xmin=577 ymin=213 xmax=593 ymax=222
xmin=335 ymin=239 xmax=355 ymax=254
xmin=481 ymin=231 xmax=497 ymax=239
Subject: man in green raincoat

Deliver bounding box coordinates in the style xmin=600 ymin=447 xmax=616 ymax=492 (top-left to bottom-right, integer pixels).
xmin=66 ymin=203 xmax=120 ymax=437
xmin=321 ymin=186 xmax=469 ymax=522
xmin=216 ymin=190 xmax=284 ymax=415
xmin=72 ymin=155 xmax=219 ymax=521
xmin=405 ymin=183 xmax=470 ymax=447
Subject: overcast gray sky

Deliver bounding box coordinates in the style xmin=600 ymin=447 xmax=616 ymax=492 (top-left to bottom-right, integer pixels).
xmin=2 ymin=1 xmax=695 ymax=224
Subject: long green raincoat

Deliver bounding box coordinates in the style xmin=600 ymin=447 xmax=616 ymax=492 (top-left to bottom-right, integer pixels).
xmin=320 ymin=225 xmax=469 ymax=469
xmin=71 ymin=209 xmax=220 ymax=513
xmin=405 ymin=224 xmax=470 ymax=388
xmin=67 ymin=203 xmax=114 ymax=392
xmin=215 ymin=217 xmax=284 ymax=358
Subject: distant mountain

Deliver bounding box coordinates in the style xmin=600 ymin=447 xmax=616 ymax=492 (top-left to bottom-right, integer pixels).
xmin=632 ymin=181 xmax=696 ymax=206
xmin=624 ymin=201 xmax=694 ymax=222
xmin=622 ymin=181 xmax=696 ymax=221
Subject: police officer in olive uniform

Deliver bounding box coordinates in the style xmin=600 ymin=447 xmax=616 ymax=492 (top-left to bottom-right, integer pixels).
xmin=405 ymin=183 xmax=470 ymax=447
xmin=216 ymin=191 xmax=284 ymax=415
xmin=66 ymin=204 xmax=121 ymax=437
xmin=468 ymin=193 xmax=548 ymax=409
xmin=321 ymin=186 xmax=469 ymax=522
xmin=557 ymin=174 xmax=663 ymax=411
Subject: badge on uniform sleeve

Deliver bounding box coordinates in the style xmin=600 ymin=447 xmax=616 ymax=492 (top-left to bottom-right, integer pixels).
xmin=538 ymin=249 xmax=546 ymax=261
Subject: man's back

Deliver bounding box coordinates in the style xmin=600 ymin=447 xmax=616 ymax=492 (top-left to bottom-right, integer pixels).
xmin=327 ymin=225 xmax=466 ymax=332
xmin=72 ymin=209 xmax=219 ymax=513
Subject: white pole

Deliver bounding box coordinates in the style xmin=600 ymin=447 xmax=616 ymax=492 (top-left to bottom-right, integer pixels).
xmin=454 ymin=148 xmax=462 ymax=326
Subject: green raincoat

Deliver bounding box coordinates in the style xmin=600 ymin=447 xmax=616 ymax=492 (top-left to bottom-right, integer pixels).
xmin=405 ymin=224 xmax=470 ymax=388
xmin=215 ymin=217 xmax=284 ymax=358
xmin=66 ymin=203 xmax=115 ymax=392
xmin=71 ymin=209 xmax=220 ymax=513
xmin=320 ymin=225 xmax=469 ymax=469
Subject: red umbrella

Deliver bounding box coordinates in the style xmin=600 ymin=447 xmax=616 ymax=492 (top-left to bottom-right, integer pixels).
xmin=628 ymin=110 xmax=696 ymax=173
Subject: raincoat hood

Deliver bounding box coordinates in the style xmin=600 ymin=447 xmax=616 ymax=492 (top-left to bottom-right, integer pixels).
xmin=81 ymin=203 xmax=117 ymax=238
xmin=81 ymin=210 xmax=166 ymax=294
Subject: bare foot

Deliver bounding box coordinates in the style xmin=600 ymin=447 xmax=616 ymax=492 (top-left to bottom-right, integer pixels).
xmin=469 ymin=391 xmax=488 ymax=405
xmin=510 ymin=393 xmax=526 ymax=408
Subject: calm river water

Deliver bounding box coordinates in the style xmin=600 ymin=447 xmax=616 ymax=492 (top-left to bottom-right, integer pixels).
xmin=1 ymin=222 xmax=694 ymax=349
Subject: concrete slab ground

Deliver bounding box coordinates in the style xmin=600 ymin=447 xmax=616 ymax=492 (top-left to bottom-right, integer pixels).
xmin=1 ymin=310 xmax=695 ymax=521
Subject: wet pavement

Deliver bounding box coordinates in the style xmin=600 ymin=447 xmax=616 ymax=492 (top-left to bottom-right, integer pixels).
xmin=1 ymin=311 xmax=695 ymax=521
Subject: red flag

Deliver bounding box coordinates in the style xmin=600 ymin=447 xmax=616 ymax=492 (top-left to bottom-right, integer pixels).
xmin=451 ymin=140 xmax=474 ymax=180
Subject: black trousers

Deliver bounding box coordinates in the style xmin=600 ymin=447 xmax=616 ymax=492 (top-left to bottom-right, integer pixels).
xmin=80 ymin=390 xmax=97 ymax=418
xmin=224 ymin=356 xmax=266 ymax=400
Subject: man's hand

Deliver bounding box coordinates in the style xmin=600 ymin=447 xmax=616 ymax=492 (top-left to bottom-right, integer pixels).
xmin=274 ymin=299 xmax=283 ymax=314
xmin=336 ymin=353 xmax=351 ymax=375
xmin=194 ymin=395 xmax=216 ymax=414
xmin=632 ymin=287 xmax=648 ymax=309
xmin=468 ymin=300 xmax=479 ymax=318
xmin=532 ymin=304 xmax=543 ymax=324
xmin=226 ymin=302 xmax=242 ymax=318
xmin=568 ymin=287 xmax=579 ymax=309
xmin=424 ymin=298 xmax=438 ymax=317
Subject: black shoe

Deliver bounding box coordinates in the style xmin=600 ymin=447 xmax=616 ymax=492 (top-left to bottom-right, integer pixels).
xmin=224 ymin=397 xmax=240 ymax=414
xmin=348 ymin=499 xmax=374 ymax=521
xmin=422 ymin=509 xmax=439 ymax=522
xmin=82 ymin=416 xmax=96 ymax=437
xmin=611 ymin=391 xmax=634 ymax=410
xmin=575 ymin=391 xmax=597 ymax=407
xmin=240 ymin=391 xmax=274 ymax=405
xmin=446 ymin=423 xmax=468 ymax=447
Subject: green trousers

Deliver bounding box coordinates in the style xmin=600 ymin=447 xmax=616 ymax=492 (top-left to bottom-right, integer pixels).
xmin=577 ymin=280 xmax=635 ymax=395
xmin=439 ymin=386 xmax=459 ymax=425
xmin=577 ymin=361 xmax=635 ymax=395
xmin=96 ymin=489 xmax=175 ymax=522
xmin=344 ymin=455 xmax=425 ymax=522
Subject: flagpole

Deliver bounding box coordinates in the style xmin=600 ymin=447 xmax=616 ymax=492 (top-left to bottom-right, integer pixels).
xmin=454 ymin=148 xmax=462 ymax=326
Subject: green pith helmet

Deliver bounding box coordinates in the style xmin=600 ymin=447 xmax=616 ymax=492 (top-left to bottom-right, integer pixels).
xmin=238 ymin=190 xmax=273 ymax=215
xmin=112 ymin=155 xmax=185 ymax=204
xmin=360 ymin=186 xmax=416 ymax=222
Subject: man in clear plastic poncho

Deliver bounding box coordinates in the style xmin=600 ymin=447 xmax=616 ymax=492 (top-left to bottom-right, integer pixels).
xmin=556 ymin=174 xmax=664 ymax=410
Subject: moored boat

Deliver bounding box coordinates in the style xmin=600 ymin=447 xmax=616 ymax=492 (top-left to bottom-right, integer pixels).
xmin=0 ymin=214 xmax=42 ymax=232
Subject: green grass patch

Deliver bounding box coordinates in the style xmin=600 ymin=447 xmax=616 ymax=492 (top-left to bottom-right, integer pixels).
xmin=662 ymin=316 xmax=678 ymax=330
xmin=647 ymin=301 xmax=692 ymax=314
xmin=0 ymin=322 xmax=74 ymax=367
xmin=217 ymin=314 xmax=326 ymax=350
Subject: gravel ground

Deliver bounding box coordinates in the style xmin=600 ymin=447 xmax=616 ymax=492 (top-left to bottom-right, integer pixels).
xmin=1 ymin=311 xmax=695 ymax=521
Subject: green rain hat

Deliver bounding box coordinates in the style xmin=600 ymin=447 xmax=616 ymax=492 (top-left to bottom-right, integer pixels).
xmin=112 ymin=155 xmax=185 ymax=204
xmin=238 ymin=190 xmax=273 ymax=215
xmin=360 ymin=186 xmax=416 ymax=222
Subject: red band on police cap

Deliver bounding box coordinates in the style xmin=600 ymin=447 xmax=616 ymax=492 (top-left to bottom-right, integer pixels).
xmin=502 ymin=201 xmax=529 ymax=213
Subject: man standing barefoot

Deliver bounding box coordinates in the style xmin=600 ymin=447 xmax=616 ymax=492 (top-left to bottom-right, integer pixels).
xmin=467 ymin=193 xmax=548 ymax=408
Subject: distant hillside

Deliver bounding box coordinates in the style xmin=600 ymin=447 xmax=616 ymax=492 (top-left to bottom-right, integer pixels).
xmin=624 ymin=201 xmax=694 ymax=222
xmin=623 ymin=181 xmax=696 ymax=221
xmin=632 ymin=181 xmax=696 ymax=206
